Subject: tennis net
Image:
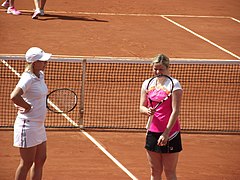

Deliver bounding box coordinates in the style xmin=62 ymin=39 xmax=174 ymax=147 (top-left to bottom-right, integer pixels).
xmin=0 ymin=56 xmax=239 ymax=133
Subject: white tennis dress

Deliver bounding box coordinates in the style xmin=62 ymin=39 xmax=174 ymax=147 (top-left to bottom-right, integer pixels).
xmin=13 ymin=71 xmax=48 ymax=148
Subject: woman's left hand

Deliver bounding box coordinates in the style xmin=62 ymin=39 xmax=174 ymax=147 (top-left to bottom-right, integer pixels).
xmin=14 ymin=104 xmax=32 ymax=114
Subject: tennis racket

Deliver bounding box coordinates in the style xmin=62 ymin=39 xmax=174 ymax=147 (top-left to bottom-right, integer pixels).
xmin=46 ymin=88 xmax=78 ymax=113
xmin=146 ymin=74 xmax=174 ymax=129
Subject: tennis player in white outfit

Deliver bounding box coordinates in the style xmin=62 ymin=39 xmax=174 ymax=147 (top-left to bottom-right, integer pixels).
xmin=11 ymin=47 xmax=51 ymax=180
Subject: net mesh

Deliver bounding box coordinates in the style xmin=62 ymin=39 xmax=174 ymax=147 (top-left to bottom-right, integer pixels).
xmin=0 ymin=57 xmax=239 ymax=133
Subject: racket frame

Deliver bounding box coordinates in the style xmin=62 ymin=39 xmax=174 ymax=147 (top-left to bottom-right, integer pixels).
xmin=46 ymin=88 xmax=78 ymax=113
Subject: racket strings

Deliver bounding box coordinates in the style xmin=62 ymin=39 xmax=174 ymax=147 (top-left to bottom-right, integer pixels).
xmin=156 ymin=76 xmax=167 ymax=86
xmin=147 ymin=75 xmax=174 ymax=110
xmin=148 ymin=83 xmax=172 ymax=103
xmin=47 ymin=89 xmax=77 ymax=113
xmin=157 ymin=77 xmax=173 ymax=93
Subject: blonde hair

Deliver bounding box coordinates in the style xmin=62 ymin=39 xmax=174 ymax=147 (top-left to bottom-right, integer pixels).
xmin=151 ymin=54 xmax=170 ymax=68
xmin=24 ymin=63 xmax=34 ymax=73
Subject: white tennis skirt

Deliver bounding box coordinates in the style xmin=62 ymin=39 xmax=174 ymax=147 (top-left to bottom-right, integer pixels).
xmin=14 ymin=118 xmax=47 ymax=148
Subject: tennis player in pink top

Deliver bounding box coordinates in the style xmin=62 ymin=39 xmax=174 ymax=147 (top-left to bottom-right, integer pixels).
xmin=140 ymin=54 xmax=183 ymax=180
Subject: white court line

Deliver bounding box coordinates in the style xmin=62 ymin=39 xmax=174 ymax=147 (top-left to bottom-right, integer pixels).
xmin=161 ymin=15 xmax=240 ymax=59
xmin=231 ymin=18 xmax=240 ymax=23
xmin=2 ymin=8 xmax=239 ymax=25
xmin=0 ymin=59 xmax=138 ymax=180
xmin=0 ymin=9 xmax=234 ymax=19
xmin=163 ymin=14 xmax=231 ymax=18
xmin=81 ymin=131 xmax=138 ymax=180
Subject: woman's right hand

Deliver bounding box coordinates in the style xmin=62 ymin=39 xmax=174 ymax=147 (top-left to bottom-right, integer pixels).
xmin=147 ymin=107 xmax=156 ymax=116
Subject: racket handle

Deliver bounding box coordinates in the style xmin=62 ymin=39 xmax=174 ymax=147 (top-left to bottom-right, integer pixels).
xmin=146 ymin=115 xmax=153 ymax=130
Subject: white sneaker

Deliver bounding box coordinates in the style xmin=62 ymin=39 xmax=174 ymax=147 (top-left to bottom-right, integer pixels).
xmin=7 ymin=6 xmax=21 ymax=15
xmin=32 ymin=9 xmax=40 ymax=19
xmin=1 ymin=0 xmax=9 ymax=9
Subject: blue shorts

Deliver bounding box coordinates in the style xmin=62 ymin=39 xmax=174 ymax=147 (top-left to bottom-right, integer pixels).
xmin=145 ymin=131 xmax=182 ymax=153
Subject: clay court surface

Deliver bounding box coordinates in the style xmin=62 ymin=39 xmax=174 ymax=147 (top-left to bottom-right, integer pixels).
xmin=1 ymin=130 xmax=240 ymax=180
xmin=0 ymin=0 xmax=240 ymax=179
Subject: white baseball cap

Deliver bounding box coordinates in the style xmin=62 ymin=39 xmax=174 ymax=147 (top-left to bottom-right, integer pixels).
xmin=25 ymin=47 xmax=52 ymax=63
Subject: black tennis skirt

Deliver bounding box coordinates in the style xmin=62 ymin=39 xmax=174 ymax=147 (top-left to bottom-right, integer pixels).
xmin=145 ymin=131 xmax=182 ymax=153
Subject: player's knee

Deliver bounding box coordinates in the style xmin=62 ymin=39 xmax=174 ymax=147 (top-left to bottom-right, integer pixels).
xmin=20 ymin=159 xmax=34 ymax=170
xmin=164 ymin=169 xmax=177 ymax=180
xmin=35 ymin=154 xmax=47 ymax=166
xmin=151 ymin=166 xmax=163 ymax=177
